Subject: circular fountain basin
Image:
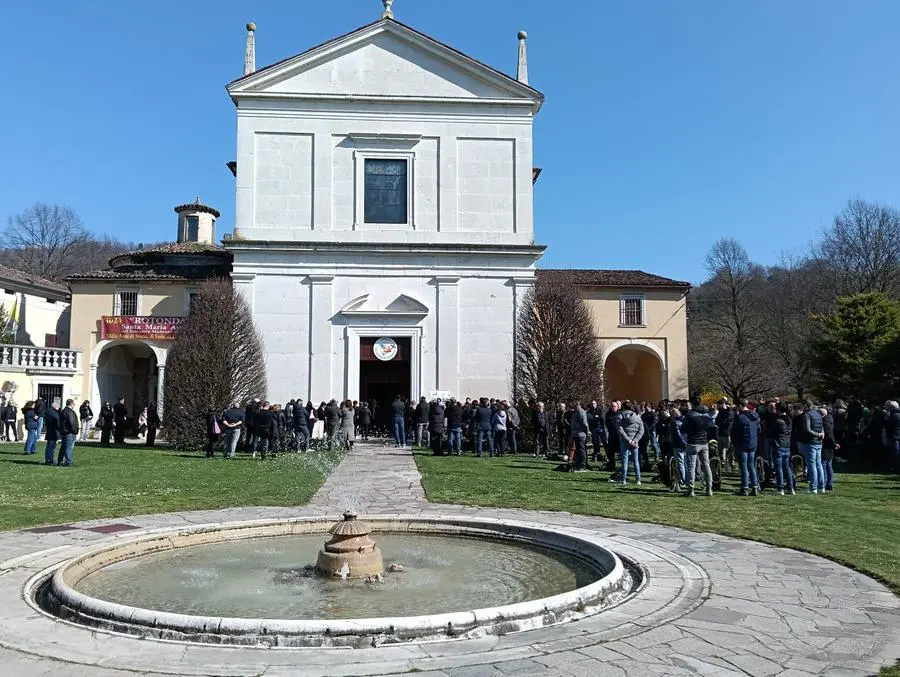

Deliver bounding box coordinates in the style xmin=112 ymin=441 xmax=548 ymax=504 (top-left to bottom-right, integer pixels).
xmin=35 ymin=516 xmax=635 ymax=647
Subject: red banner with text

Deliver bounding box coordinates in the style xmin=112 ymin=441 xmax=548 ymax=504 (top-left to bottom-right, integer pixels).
xmin=100 ymin=316 xmax=186 ymax=341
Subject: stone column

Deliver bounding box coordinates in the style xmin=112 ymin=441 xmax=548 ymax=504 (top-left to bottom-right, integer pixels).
xmin=156 ymin=364 xmax=166 ymax=419
xmin=509 ymin=276 xmax=536 ymax=400
xmin=307 ymin=275 xmax=334 ymax=401
xmin=432 ymin=276 xmax=460 ymax=394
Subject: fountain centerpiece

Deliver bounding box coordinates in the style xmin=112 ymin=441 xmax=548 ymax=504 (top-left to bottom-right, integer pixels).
xmin=315 ymin=511 xmax=383 ymax=578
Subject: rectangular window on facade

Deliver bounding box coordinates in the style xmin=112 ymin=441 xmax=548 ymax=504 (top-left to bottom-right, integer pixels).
xmin=45 ymin=334 xmax=57 ymax=347
xmin=186 ymin=290 xmax=200 ymax=314
xmin=115 ymin=289 xmax=139 ymax=316
xmin=37 ymin=383 xmax=64 ymax=409
xmin=619 ymin=294 xmax=646 ymax=327
xmin=186 ymin=216 xmax=200 ymax=241
xmin=364 ymin=158 xmax=408 ymax=224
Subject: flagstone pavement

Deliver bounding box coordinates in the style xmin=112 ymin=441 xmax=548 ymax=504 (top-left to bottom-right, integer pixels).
xmin=0 ymin=441 xmax=898 ymax=676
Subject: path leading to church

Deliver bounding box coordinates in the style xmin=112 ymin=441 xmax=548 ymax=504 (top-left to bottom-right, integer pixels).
xmin=0 ymin=441 xmax=898 ymax=676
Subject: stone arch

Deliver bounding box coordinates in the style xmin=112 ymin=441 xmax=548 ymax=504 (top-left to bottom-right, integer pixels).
xmin=603 ymin=340 xmax=667 ymax=403
xmin=91 ymin=340 xmax=167 ymax=421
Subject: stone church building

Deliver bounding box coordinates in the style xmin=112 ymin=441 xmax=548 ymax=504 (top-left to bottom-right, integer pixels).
xmin=225 ymin=3 xmax=689 ymax=408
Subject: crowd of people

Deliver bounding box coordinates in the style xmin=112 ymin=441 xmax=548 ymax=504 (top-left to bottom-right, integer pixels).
xmin=204 ymin=393 xmax=900 ymax=497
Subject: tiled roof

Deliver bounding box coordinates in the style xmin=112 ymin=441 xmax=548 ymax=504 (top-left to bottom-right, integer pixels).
xmin=173 ymin=202 xmax=221 ymax=218
xmin=0 ymin=263 xmax=68 ymax=295
xmin=537 ymin=269 xmax=692 ymax=290
xmin=67 ymin=266 xmax=228 ymax=283
xmin=108 ymin=242 xmax=230 ymax=267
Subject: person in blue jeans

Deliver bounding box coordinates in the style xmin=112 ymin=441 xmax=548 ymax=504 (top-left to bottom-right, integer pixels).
xmin=390 ymin=395 xmax=406 ymax=448
xmin=730 ymin=399 xmax=760 ymax=496
xmin=445 ymin=398 xmax=463 ymax=455
xmin=43 ymin=402 xmax=61 ymax=466
xmin=57 ymin=399 xmax=79 ymax=466
xmin=34 ymin=397 xmax=46 ymax=442
xmin=22 ymin=402 xmax=38 ymax=455
xmin=772 ymin=402 xmax=795 ymax=495
xmin=615 ymin=402 xmax=644 ymax=484
xmin=669 ymin=407 xmax=687 ymax=487
xmin=474 ymin=398 xmax=494 ymax=457
xmin=800 ymin=400 xmax=825 ymax=494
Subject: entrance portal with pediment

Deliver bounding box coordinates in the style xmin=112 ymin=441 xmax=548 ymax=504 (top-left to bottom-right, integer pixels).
xmin=358 ymin=336 xmax=412 ymax=429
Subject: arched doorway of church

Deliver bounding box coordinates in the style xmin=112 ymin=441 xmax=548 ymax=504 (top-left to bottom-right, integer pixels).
xmin=96 ymin=341 xmax=159 ymax=422
xmin=604 ymin=344 xmax=664 ymax=403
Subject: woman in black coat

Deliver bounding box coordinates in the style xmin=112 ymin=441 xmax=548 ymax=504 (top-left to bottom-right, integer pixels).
xmin=428 ymin=401 xmax=446 ymax=456
xmin=99 ymin=403 xmax=115 ymax=447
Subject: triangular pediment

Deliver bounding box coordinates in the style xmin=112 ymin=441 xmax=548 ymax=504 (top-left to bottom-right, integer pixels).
xmin=229 ymin=20 xmax=542 ymax=107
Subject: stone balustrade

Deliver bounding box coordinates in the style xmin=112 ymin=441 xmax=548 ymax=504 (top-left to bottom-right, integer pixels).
xmin=0 ymin=345 xmax=80 ymax=372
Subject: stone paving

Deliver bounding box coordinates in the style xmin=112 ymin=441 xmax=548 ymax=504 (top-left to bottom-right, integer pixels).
xmin=0 ymin=441 xmax=898 ymax=676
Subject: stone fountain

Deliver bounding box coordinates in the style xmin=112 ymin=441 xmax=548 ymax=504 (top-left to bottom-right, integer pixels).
xmin=315 ymin=511 xmax=384 ymax=578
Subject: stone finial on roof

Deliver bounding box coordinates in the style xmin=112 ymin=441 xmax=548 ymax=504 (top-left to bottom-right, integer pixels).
xmin=517 ymin=30 xmax=528 ymax=85
xmin=244 ymin=21 xmax=256 ymax=76
xmin=382 ymin=0 xmax=394 ymax=19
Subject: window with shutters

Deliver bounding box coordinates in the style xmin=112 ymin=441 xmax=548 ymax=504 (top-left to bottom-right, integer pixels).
xmin=114 ymin=288 xmax=139 ymax=316
xmin=619 ymin=294 xmax=646 ymax=327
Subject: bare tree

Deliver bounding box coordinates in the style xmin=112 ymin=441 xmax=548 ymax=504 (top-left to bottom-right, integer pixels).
xmin=817 ymin=198 xmax=900 ymax=296
xmin=689 ymin=238 xmax=773 ymax=399
xmin=164 ymin=279 xmax=267 ymax=449
xmin=756 ymin=255 xmax=821 ymax=399
xmin=513 ymin=284 xmax=604 ymax=407
xmin=3 ymin=204 xmax=90 ymax=280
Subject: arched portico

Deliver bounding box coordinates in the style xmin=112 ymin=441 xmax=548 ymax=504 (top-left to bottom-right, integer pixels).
xmin=603 ymin=339 xmax=667 ymax=403
xmin=90 ymin=340 xmax=167 ymax=420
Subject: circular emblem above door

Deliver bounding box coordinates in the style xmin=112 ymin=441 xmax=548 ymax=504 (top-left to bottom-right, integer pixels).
xmin=373 ymin=337 xmax=398 ymax=361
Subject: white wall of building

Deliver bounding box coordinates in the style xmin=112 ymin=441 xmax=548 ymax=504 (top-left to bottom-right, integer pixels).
xmin=0 ymin=289 xmax=69 ymax=348
xmin=227 ymin=19 xmax=543 ymax=403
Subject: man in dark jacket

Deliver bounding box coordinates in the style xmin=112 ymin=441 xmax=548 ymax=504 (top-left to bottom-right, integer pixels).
xmin=683 ymin=396 xmax=713 ymax=497
xmin=428 ymin=400 xmax=446 ymax=456
xmin=292 ymin=399 xmax=309 ymax=449
xmin=474 ymin=398 xmax=494 ymax=457
xmin=58 ymin=399 xmax=79 ymax=467
xmin=146 ymin=402 xmax=161 ymax=447
xmin=800 ymin=400 xmax=825 ymax=493
xmin=715 ymin=399 xmax=735 ymax=471
xmin=254 ymin=403 xmax=276 ymax=459
xmin=355 ymin=401 xmax=371 ymax=442
xmin=730 ymin=399 xmax=760 ymax=496
xmin=772 ymin=402 xmax=795 ymax=494
xmin=43 ymin=402 xmax=61 ymax=466
xmin=603 ymin=401 xmax=621 ymax=473
xmin=532 ymin=401 xmax=551 ymax=457
xmin=415 ymin=397 xmax=430 ymax=448
xmin=324 ymin=399 xmax=341 ymax=449
xmin=113 ymin=396 xmax=128 ymax=445
xmin=244 ymin=399 xmax=259 ymax=451
xmin=34 ymin=397 xmax=46 ymax=441
xmin=445 ymin=398 xmax=463 ymax=454
xmin=821 ymin=406 xmax=838 ymax=492
xmin=391 ymin=395 xmax=406 ymax=447
xmin=639 ymin=404 xmax=659 ymax=467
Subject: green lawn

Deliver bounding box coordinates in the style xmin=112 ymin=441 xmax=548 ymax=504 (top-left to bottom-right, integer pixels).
xmin=414 ymin=452 xmax=900 ymax=596
xmin=0 ymin=441 xmax=339 ymax=531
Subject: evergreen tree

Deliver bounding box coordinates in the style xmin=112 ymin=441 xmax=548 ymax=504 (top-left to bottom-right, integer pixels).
xmin=811 ymin=292 xmax=900 ymax=402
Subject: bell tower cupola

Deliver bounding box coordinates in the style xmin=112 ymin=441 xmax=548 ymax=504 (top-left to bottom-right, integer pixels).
xmin=174 ymin=198 xmax=220 ymax=244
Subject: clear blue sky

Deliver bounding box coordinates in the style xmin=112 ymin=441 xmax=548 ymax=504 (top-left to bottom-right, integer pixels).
xmin=2 ymin=1 xmax=899 ymax=284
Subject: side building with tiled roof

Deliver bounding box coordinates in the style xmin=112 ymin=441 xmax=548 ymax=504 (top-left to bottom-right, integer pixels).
xmin=0 ymin=264 xmax=81 ymax=416
xmin=537 ymin=269 xmax=691 ymax=402
xmin=66 ymin=200 xmax=231 ymax=424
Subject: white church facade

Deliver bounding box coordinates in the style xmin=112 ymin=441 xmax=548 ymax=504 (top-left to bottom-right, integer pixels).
xmin=226 ymin=9 xmax=545 ymax=408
